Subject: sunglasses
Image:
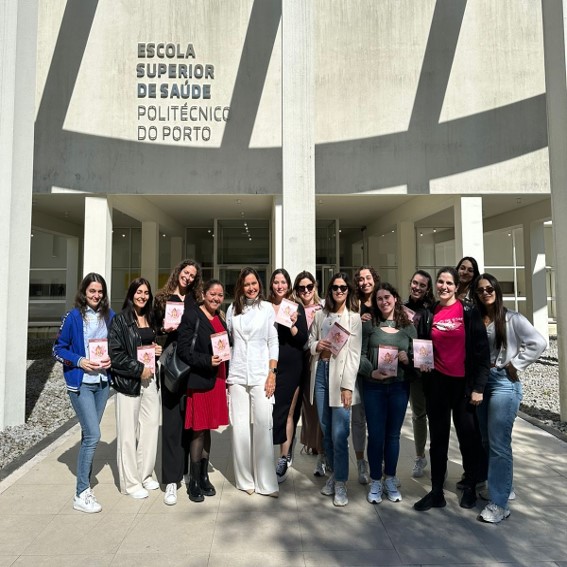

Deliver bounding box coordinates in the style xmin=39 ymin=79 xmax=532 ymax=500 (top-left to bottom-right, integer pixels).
xmin=476 ymin=286 xmax=495 ymax=296
xmin=331 ymin=285 xmax=348 ymax=293
xmin=297 ymin=284 xmax=315 ymax=293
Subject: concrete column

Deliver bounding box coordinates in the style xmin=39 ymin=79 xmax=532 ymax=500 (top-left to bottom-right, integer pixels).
xmin=396 ymin=221 xmax=416 ymax=292
xmin=170 ymin=236 xmax=183 ymax=268
xmin=65 ymin=237 xmax=79 ymax=311
xmin=454 ymin=196 xmax=485 ymax=270
xmin=282 ymin=0 xmax=315 ymax=278
xmin=272 ymin=196 xmax=283 ymax=271
xmin=523 ymin=221 xmax=549 ymax=343
xmin=84 ymin=196 xmax=113 ymax=294
xmin=141 ymin=221 xmax=159 ymax=293
xmin=0 ymin=0 xmax=39 ymax=428
xmin=541 ymin=0 xmax=567 ymax=419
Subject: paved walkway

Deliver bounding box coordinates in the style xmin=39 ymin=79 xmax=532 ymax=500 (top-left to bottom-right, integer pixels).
xmin=1 ymin=399 xmax=567 ymax=567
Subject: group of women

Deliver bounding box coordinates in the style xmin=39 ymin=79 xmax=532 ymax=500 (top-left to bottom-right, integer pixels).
xmin=54 ymin=256 xmax=546 ymax=523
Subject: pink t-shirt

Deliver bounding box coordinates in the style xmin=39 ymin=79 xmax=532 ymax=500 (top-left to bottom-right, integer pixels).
xmin=431 ymin=301 xmax=465 ymax=377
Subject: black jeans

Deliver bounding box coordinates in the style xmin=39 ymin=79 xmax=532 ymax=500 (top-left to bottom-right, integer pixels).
xmin=424 ymin=371 xmax=485 ymax=492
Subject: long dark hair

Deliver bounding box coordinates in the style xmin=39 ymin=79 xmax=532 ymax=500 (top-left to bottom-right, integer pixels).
xmin=324 ymin=272 xmax=358 ymax=313
xmin=292 ymin=270 xmax=322 ymax=305
xmin=122 ymin=277 xmax=156 ymax=328
xmin=75 ymin=272 xmax=111 ymax=322
xmin=232 ymin=267 xmax=265 ymax=315
xmin=372 ymin=282 xmax=411 ymax=328
xmin=354 ymin=265 xmax=381 ymax=301
xmin=456 ymin=256 xmax=480 ymax=297
xmin=410 ymin=269 xmax=435 ymax=307
xmin=154 ymin=259 xmax=202 ymax=315
xmin=473 ymin=272 xmax=507 ymax=350
xmin=268 ymin=268 xmax=293 ymax=303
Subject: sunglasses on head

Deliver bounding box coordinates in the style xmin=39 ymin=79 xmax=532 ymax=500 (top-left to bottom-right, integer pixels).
xmin=331 ymin=284 xmax=348 ymax=293
xmin=297 ymin=284 xmax=315 ymax=293
xmin=476 ymin=286 xmax=495 ymax=296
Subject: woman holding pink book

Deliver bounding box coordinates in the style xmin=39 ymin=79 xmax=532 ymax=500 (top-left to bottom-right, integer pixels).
xmin=109 ymin=277 xmax=162 ymax=499
xmin=308 ymin=272 xmax=361 ymax=507
xmin=53 ymin=273 xmax=114 ymax=514
xmin=154 ymin=259 xmax=202 ymax=505
xmin=177 ymin=279 xmax=229 ymax=503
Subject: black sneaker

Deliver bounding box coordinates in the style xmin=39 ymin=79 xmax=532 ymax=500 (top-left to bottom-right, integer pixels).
xmin=276 ymin=456 xmax=288 ymax=484
xmin=460 ymin=487 xmax=477 ymax=509
xmin=414 ymin=491 xmax=446 ymax=512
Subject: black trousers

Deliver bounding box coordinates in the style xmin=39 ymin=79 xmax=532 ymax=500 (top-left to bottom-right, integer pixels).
xmin=161 ymin=383 xmax=191 ymax=484
xmin=424 ymin=371 xmax=485 ymax=492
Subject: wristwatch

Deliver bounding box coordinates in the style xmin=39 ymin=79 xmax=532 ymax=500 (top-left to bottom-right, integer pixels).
xmin=269 ymin=367 xmax=278 ymax=375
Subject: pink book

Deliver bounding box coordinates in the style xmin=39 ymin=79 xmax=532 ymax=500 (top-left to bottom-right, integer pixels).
xmin=327 ymin=322 xmax=350 ymax=356
xmin=377 ymin=345 xmax=399 ymax=378
xmin=88 ymin=339 xmax=108 ymax=364
xmin=164 ymin=301 xmax=184 ymax=329
xmin=413 ymin=339 xmax=434 ymax=369
xmin=275 ymin=298 xmax=299 ymax=328
xmin=304 ymin=304 xmax=322 ymax=330
xmin=137 ymin=345 xmax=156 ymax=373
xmin=211 ymin=331 xmax=231 ymax=362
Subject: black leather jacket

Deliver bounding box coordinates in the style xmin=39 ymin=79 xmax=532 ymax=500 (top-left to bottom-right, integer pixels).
xmin=109 ymin=310 xmax=152 ymax=396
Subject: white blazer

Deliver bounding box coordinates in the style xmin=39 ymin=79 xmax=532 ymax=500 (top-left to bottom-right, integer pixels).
xmin=308 ymin=308 xmax=362 ymax=407
xmin=226 ymin=301 xmax=279 ymax=386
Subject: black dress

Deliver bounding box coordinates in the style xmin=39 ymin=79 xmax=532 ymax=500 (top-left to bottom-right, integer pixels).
xmin=272 ymin=302 xmax=309 ymax=445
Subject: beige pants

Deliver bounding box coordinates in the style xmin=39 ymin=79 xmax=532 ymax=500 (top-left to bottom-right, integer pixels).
xmin=115 ymin=378 xmax=161 ymax=494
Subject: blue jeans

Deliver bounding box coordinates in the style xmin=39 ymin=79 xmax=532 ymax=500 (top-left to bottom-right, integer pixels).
xmin=477 ymin=367 xmax=522 ymax=508
xmin=314 ymin=361 xmax=351 ymax=482
xmin=363 ymin=380 xmax=410 ymax=480
xmin=68 ymin=381 xmax=109 ymax=495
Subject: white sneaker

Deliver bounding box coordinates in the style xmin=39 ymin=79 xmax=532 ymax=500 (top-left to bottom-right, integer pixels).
xmin=143 ymin=478 xmax=160 ymax=490
xmin=276 ymin=456 xmax=289 ymax=484
xmin=367 ymin=479 xmax=383 ymax=504
xmin=478 ymin=502 xmax=510 ymax=524
xmin=333 ymin=481 xmax=348 ymax=507
xmin=130 ymin=488 xmax=149 ymax=499
xmin=412 ymin=456 xmax=428 ymax=478
xmin=357 ymin=459 xmax=369 ymax=485
xmin=313 ymin=454 xmax=326 ymax=477
xmin=320 ymin=474 xmax=335 ymax=496
xmin=383 ymin=476 xmax=402 ymax=502
xmin=73 ymin=488 xmax=102 ymax=513
xmin=164 ymin=483 xmax=177 ymax=506
xmin=509 ymin=488 xmax=516 ymax=501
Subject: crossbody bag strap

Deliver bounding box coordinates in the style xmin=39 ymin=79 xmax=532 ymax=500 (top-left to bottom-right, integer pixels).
xmin=189 ymin=317 xmax=200 ymax=356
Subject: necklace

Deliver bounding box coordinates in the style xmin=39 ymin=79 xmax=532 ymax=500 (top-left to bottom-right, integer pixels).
xmin=380 ymin=320 xmax=396 ymax=328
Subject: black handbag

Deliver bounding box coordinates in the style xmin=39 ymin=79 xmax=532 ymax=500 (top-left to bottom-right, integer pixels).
xmin=160 ymin=319 xmax=200 ymax=394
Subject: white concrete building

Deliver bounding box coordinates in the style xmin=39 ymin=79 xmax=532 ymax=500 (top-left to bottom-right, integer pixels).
xmin=3 ymin=0 xmax=567 ymax=428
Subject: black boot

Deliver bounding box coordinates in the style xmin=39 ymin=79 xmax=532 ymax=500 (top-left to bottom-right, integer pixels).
xmin=188 ymin=461 xmax=204 ymax=502
xmin=200 ymin=458 xmax=216 ymax=497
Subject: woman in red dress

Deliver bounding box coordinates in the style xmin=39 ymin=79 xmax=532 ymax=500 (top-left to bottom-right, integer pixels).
xmin=177 ymin=279 xmax=229 ymax=502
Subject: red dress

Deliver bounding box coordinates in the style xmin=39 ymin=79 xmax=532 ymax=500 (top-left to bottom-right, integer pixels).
xmin=184 ymin=315 xmax=229 ymax=431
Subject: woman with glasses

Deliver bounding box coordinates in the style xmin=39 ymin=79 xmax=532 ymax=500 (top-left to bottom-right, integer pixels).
xmin=474 ymin=273 xmax=546 ymax=523
xmin=294 ymin=271 xmax=327 ymax=476
xmin=413 ymin=267 xmax=490 ymax=512
xmin=456 ymin=256 xmax=480 ymax=305
xmin=227 ymin=267 xmax=279 ymax=496
xmin=293 ymin=271 xmax=326 ymax=475
xmin=404 ymin=270 xmax=434 ymax=478
xmin=308 ymin=273 xmax=361 ymax=506
xmin=352 ymin=265 xmax=381 ymax=485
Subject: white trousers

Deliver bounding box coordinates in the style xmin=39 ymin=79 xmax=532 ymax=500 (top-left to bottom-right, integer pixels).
xmin=115 ymin=378 xmax=160 ymax=494
xmin=229 ymin=383 xmax=278 ymax=495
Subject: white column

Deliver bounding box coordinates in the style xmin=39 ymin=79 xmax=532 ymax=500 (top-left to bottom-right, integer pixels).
xmin=282 ymin=0 xmax=315 ymax=278
xmin=84 ymin=196 xmax=113 ymax=294
xmin=542 ymin=0 xmax=567 ymax=419
xmin=65 ymin=237 xmax=79 ymax=311
xmin=170 ymin=236 xmax=183 ymax=268
xmin=523 ymin=221 xmax=549 ymax=343
xmin=454 ymin=196 xmax=485 ymax=270
xmin=272 ymin=196 xmax=283 ymax=271
xmin=396 ymin=221 xmax=416 ymax=292
xmin=141 ymin=221 xmax=159 ymax=293
xmin=0 ymin=0 xmax=39 ymax=428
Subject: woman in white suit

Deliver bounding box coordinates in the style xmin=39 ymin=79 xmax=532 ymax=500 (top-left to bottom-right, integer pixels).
xmin=226 ymin=267 xmax=279 ymax=496
xmin=308 ymin=272 xmax=362 ymax=507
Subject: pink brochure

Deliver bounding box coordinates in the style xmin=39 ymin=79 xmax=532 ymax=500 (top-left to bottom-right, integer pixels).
xmin=275 ymin=298 xmax=298 ymax=328
xmin=164 ymin=301 xmax=184 ymax=329
xmin=327 ymin=322 xmax=350 ymax=356
xmin=211 ymin=331 xmax=231 ymax=362
xmin=377 ymin=345 xmax=399 ymax=378
xmin=88 ymin=339 xmax=108 ymax=364
xmin=304 ymin=304 xmax=322 ymax=330
xmin=413 ymin=339 xmax=434 ymax=369
xmin=137 ymin=345 xmax=156 ymax=373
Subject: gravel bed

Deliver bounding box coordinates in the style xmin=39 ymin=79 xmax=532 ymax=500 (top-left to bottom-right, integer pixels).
xmin=1 ymin=337 xmax=566 ymax=473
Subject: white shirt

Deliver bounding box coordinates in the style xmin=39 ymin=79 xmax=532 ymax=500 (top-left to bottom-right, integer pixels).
xmin=226 ymin=301 xmax=279 ymax=386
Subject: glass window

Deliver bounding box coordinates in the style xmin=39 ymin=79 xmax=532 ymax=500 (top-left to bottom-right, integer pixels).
xmin=217 ymin=220 xmax=269 ymax=265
